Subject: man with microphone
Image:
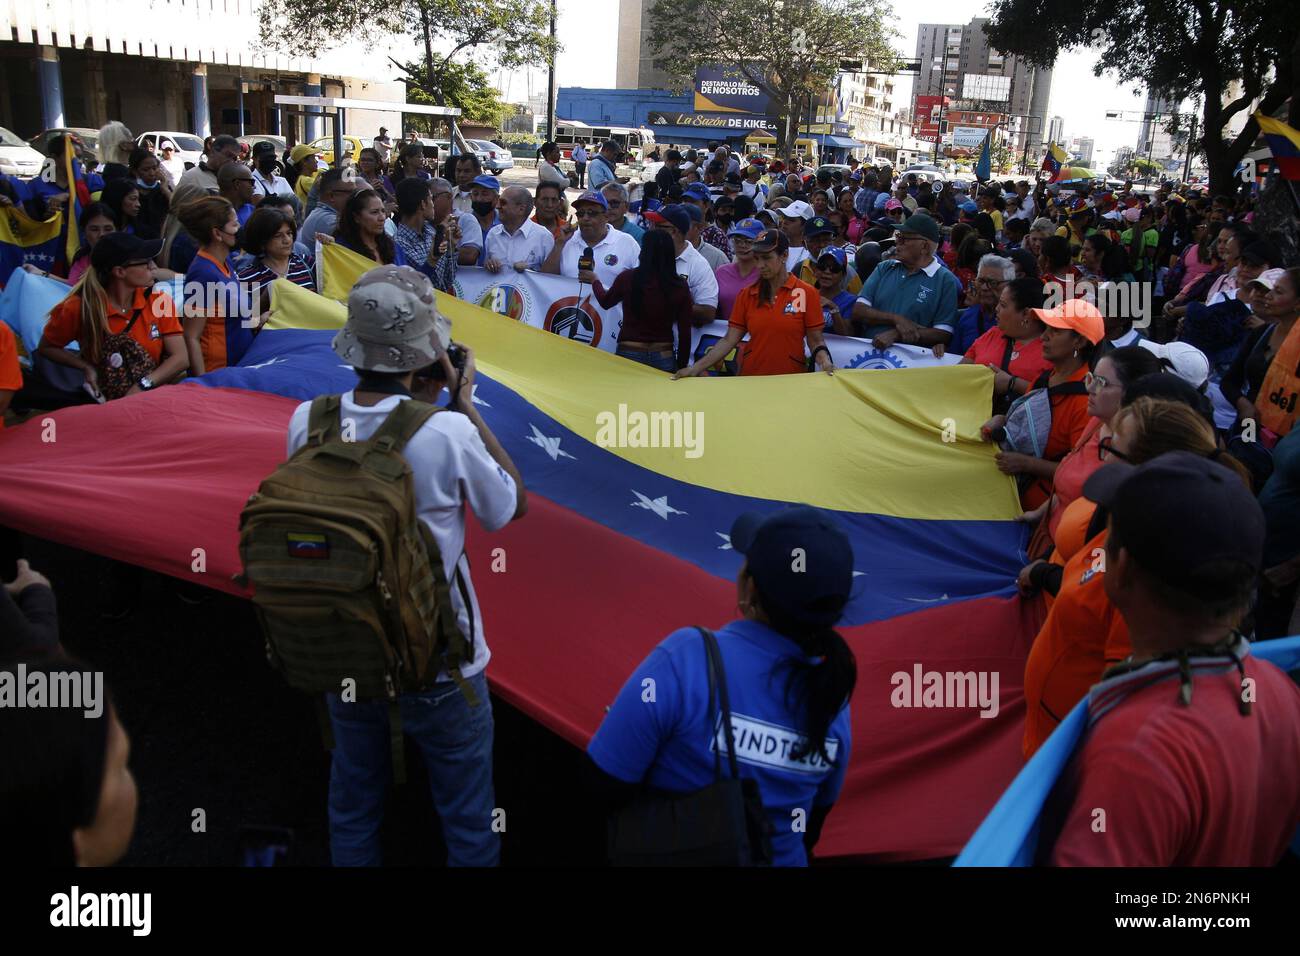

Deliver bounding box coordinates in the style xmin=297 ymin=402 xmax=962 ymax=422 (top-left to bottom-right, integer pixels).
xmin=541 ymin=190 xmax=640 ymax=289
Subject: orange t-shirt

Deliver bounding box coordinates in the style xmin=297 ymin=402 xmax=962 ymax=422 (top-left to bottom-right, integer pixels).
xmin=42 ymin=287 xmax=182 ymax=365
xmin=730 ymin=273 xmax=822 ymax=376
xmin=0 ymin=321 xmax=22 ymax=430
xmin=1023 ymin=528 xmax=1132 ymax=758
xmin=1021 ymin=364 xmax=1091 ymax=510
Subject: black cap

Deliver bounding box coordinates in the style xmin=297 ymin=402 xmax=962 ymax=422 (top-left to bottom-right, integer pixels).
xmin=90 ymin=232 xmax=163 ymax=271
xmin=806 ymin=215 xmax=835 ymax=237
xmin=252 ymin=140 xmax=277 ymax=157
xmin=751 ymin=228 xmax=789 ymax=255
xmin=1082 ymin=451 xmax=1265 ymax=591
xmin=730 ymin=506 xmax=854 ymax=627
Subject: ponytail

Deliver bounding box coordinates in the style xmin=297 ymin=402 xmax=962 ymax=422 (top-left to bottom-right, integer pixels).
xmin=68 ymin=264 xmax=111 ymax=365
xmin=763 ymin=602 xmax=857 ymax=766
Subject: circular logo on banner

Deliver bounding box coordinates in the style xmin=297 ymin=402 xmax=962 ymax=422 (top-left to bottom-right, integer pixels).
xmin=477 ymin=284 xmax=529 ymax=321
xmin=543 ymin=296 xmax=603 ymax=346
xmin=845 ymin=348 xmax=906 ymax=370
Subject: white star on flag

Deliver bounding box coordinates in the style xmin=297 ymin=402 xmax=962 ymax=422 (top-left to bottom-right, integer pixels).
xmin=631 ymin=490 xmax=687 ymax=520
xmin=526 ymin=423 xmax=575 ymax=461
xmin=243 ymin=356 xmax=286 ymax=370
xmin=715 ymin=532 xmax=732 ymax=550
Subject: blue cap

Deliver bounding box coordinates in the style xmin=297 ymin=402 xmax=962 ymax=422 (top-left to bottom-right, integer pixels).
xmin=730 ymin=506 xmax=854 ymax=627
xmin=573 ymin=190 xmax=608 ymax=210
xmin=806 ymin=215 xmax=835 ymax=237
xmin=471 ymin=174 xmax=500 ymax=192
xmin=816 ymin=246 xmax=848 ymax=269
xmin=727 ymin=217 xmax=765 ymax=240
xmin=646 ymin=204 xmax=691 ymax=235
xmin=679 ymin=202 xmax=704 ymax=224
xmin=959 ymin=200 xmax=979 ymax=213
xmin=682 ymin=183 xmax=713 ymax=203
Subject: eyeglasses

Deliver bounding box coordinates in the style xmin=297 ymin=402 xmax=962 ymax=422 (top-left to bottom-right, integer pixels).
xmin=1098 ymin=435 xmax=1131 ymax=462
xmin=975 ymin=277 xmax=1007 ymax=288
xmin=575 ymin=208 xmax=604 ymax=219
xmin=1084 ymin=371 xmax=1117 ymax=392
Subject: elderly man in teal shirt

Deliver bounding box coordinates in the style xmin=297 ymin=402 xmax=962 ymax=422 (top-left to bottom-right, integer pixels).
xmin=852 ymin=214 xmax=960 ymax=350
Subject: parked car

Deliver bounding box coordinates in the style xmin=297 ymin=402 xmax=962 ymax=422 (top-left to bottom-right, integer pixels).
xmin=137 ymin=131 xmax=205 ymax=170
xmin=468 ymin=138 xmax=513 ymax=173
xmin=0 ymin=127 xmax=48 ymax=178
xmin=900 ymin=163 xmax=947 ymax=184
xmin=307 ymin=134 xmax=365 ymax=166
xmin=433 ymin=139 xmax=491 ymax=171
xmin=28 ymin=127 xmax=100 ymax=166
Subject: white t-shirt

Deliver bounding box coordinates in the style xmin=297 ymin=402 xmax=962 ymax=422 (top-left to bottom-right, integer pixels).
xmin=286 ymin=393 xmax=518 ymax=681
xmin=485 ymin=217 xmax=556 ymax=271
xmin=252 ymin=168 xmax=294 ymax=200
xmin=676 ymin=242 xmax=720 ymax=309
xmin=558 ymin=224 xmax=641 ymax=287
xmin=786 ymin=246 xmax=811 ymax=273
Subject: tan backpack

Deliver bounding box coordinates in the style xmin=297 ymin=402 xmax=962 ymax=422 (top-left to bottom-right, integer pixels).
xmin=237 ymin=395 xmax=478 ymax=780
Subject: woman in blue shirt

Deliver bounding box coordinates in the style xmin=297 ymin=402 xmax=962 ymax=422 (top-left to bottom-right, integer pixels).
xmin=588 ymin=506 xmax=857 ymax=866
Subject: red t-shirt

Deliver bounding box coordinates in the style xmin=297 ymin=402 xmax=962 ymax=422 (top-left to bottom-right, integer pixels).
xmin=1047 ymin=418 xmax=1105 ymax=542
xmin=964 ymin=328 xmax=1053 ymax=385
xmin=1047 ymin=657 xmax=1300 ymax=865
xmin=0 ymin=321 xmax=21 ymax=430
xmin=730 ymin=273 xmax=821 ymax=376
xmin=42 ymin=287 xmax=182 ymax=364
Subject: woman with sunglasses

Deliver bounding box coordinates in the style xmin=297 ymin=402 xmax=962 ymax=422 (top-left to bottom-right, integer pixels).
xmin=1018 ymin=395 xmax=1252 ymax=757
xmin=1017 ymin=346 xmax=1163 ymax=560
xmin=37 ymin=233 xmax=187 ymax=400
xmin=713 ymin=218 xmax=764 ymax=324
xmin=812 ymin=248 xmax=855 ymax=336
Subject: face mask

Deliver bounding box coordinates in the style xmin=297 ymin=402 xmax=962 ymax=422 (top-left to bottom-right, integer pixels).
xmin=472 ymin=201 xmax=495 ymax=217
xmin=135 ymin=178 xmax=158 ymax=190
xmin=715 ymin=212 xmax=734 ymax=226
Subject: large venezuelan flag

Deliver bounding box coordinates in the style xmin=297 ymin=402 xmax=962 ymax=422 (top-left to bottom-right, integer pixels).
xmin=0 ymin=279 xmax=1041 ymax=860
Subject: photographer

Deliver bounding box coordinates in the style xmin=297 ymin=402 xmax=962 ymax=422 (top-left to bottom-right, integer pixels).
xmin=286 ymin=265 xmax=526 ymax=866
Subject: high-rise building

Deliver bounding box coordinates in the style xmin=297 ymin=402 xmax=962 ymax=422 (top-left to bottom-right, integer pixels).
xmin=1136 ymin=91 xmax=1179 ymax=163
xmin=915 ymin=18 xmax=1052 ymax=156
xmin=1047 ymin=116 xmax=1065 ymax=146
xmin=616 ymin=0 xmax=677 ymax=90
xmin=1068 ymin=135 xmax=1094 ymax=166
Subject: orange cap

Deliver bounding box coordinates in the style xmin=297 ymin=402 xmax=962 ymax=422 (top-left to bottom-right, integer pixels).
xmin=1032 ymin=298 xmax=1105 ymax=344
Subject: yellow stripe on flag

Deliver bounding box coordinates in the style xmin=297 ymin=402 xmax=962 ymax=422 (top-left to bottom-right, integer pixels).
xmin=317 ymin=240 xmax=375 ymax=304
xmin=266 ymin=275 xmax=1020 ymax=520
xmin=0 ymin=205 xmax=63 ymax=249
xmin=63 ymin=138 xmax=79 ymax=265
xmin=1255 ymin=112 xmax=1300 ymax=151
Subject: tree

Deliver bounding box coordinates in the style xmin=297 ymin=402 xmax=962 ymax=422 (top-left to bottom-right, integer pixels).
xmin=256 ymin=0 xmax=556 ymax=134
xmin=983 ymin=0 xmax=1300 ymax=197
xmin=645 ymin=0 xmax=901 ymax=158
xmin=402 ymin=60 xmax=510 ymax=133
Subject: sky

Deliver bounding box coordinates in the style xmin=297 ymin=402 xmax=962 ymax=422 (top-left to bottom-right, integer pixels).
xmin=499 ymin=0 xmax=1160 ymax=169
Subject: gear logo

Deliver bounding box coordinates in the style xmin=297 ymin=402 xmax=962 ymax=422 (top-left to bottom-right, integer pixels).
xmin=845 ymin=348 xmax=906 ymax=370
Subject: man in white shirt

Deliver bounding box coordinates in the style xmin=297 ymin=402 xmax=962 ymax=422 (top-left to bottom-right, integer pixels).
xmin=772 ymin=200 xmax=815 ymax=272
xmin=250 ymin=142 xmax=294 ymax=201
xmin=541 ymin=190 xmax=640 ymax=288
xmin=452 ymin=153 xmax=481 ymax=213
xmin=286 ymin=264 xmax=526 ymax=866
xmin=644 ymin=203 xmax=719 ymax=325
xmin=158 ymin=143 xmax=185 ymax=185
xmin=484 ymin=186 xmax=555 ymax=273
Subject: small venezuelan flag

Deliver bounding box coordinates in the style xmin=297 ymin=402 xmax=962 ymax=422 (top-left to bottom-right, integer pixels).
xmin=1041 ymin=142 xmax=1068 ymax=182
xmin=1255 ymin=112 xmax=1300 ymax=181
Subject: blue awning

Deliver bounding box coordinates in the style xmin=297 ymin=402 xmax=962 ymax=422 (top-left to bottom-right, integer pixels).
xmin=812 ymin=134 xmax=865 ymax=149
xmin=642 ymin=125 xmax=752 ymax=147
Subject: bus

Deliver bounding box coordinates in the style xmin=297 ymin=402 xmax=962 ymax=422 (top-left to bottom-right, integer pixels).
xmin=744 ymin=133 xmax=819 ymax=163
xmin=553 ymin=120 xmax=656 ymax=163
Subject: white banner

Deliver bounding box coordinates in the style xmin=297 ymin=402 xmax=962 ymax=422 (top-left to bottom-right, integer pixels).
xmin=451 ymin=267 xmax=958 ymax=372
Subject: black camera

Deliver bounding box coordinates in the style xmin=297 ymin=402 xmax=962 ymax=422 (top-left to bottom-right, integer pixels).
xmin=446 ymin=343 xmax=467 ymax=374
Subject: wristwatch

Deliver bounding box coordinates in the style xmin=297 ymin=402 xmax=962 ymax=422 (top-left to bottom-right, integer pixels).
xmin=139 ymin=376 xmax=155 ymax=391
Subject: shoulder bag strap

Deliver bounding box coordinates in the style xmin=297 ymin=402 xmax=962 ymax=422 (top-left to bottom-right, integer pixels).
xmin=369 ymin=398 xmax=440 ymax=455
xmin=306 ymin=394 xmax=342 ymax=446
xmin=697 ymin=627 xmax=741 ymax=781
xmin=999 ymin=335 xmax=1016 ymax=373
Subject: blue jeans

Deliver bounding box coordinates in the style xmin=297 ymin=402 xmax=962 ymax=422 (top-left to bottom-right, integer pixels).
xmin=326 ymin=671 xmax=498 ymax=866
xmin=617 ymin=348 xmax=677 ymax=373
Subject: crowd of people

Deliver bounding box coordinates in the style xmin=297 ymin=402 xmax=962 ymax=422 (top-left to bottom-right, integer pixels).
xmin=1 ymin=120 xmax=1299 ymax=869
